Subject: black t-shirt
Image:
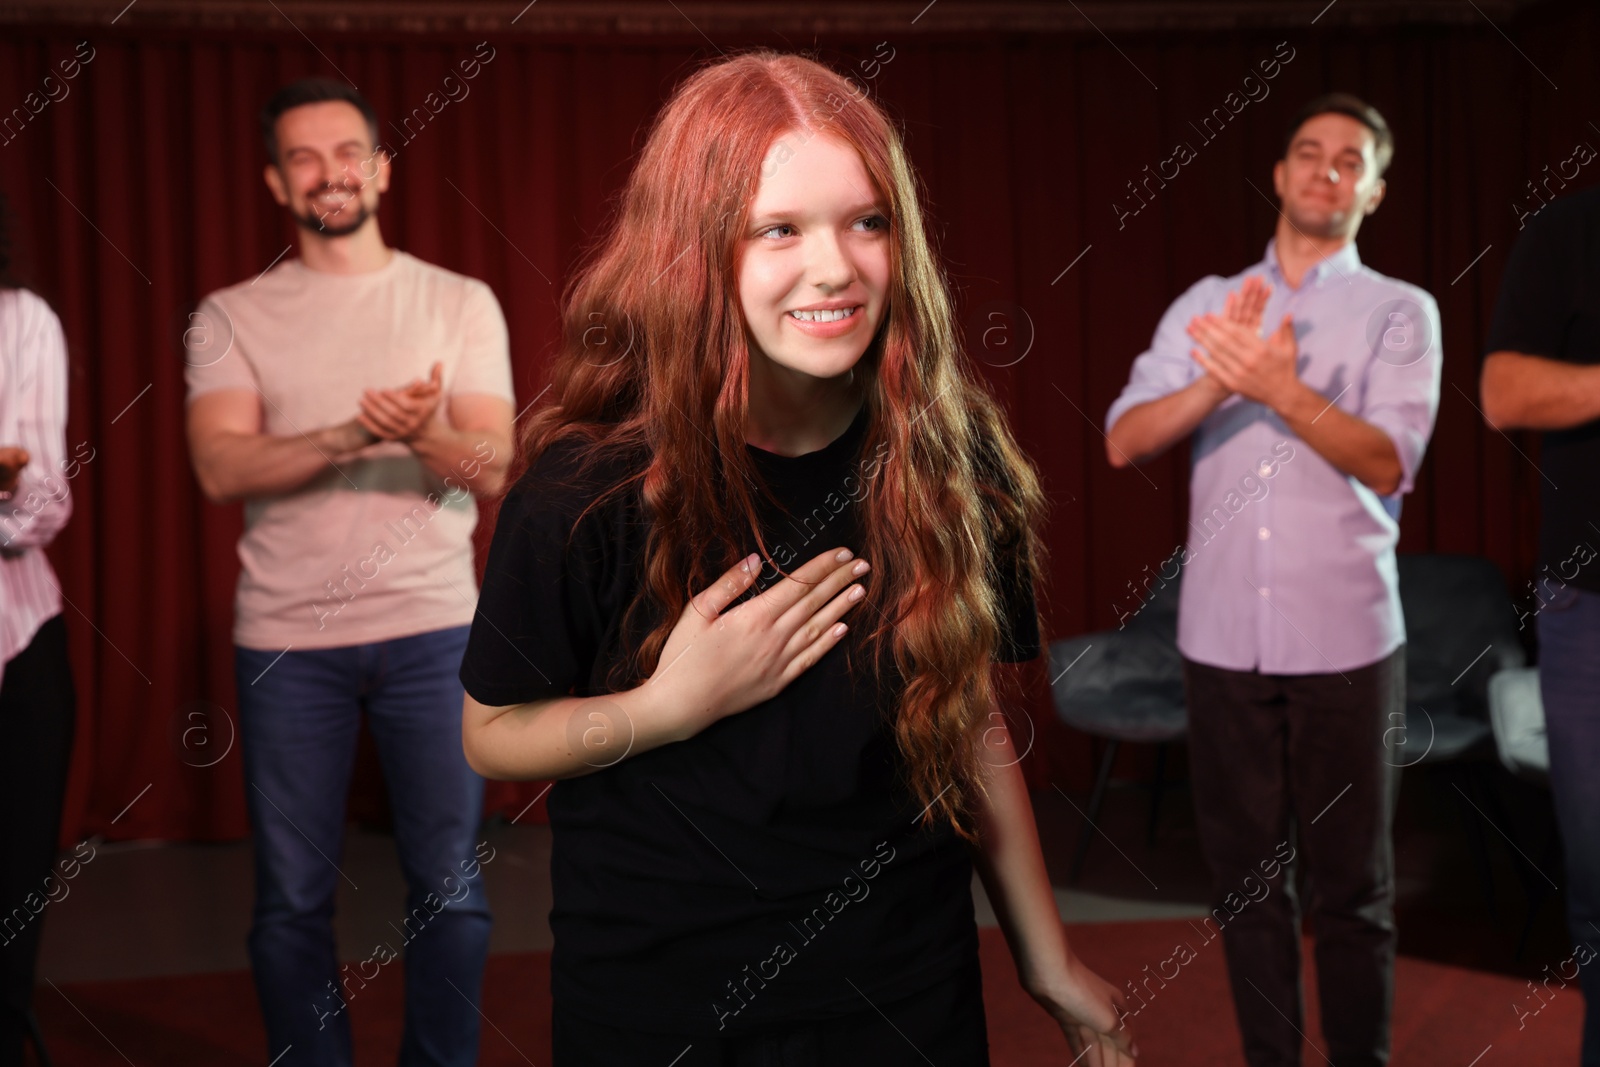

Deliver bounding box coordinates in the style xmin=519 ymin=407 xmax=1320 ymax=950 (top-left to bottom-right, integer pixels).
xmin=1485 ymin=184 xmax=1600 ymax=593
xmin=459 ymin=401 xmax=1040 ymax=1035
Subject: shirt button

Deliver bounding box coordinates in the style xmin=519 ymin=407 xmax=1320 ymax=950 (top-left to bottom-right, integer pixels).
xmin=1258 ymin=527 xmax=1271 ymax=540
xmin=1259 ymin=586 xmax=1271 ymax=598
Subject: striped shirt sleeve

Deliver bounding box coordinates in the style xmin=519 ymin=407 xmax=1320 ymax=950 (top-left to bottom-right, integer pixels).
xmin=0 ymin=290 xmax=73 ymax=551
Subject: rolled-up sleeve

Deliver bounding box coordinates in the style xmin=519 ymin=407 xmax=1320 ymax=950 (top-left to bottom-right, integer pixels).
xmin=1104 ymin=276 xmax=1222 ymax=434
xmin=1359 ymin=289 xmax=1443 ymax=497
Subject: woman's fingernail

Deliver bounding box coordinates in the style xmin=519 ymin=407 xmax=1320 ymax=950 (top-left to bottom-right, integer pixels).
xmin=836 ymin=548 xmax=853 ymax=562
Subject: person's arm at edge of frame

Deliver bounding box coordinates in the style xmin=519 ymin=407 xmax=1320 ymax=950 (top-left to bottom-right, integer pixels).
xmin=964 ymin=708 xmax=1138 ymax=1065
xmin=1479 ymin=193 xmax=1597 ymax=432
xmin=1480 ymin=351 xmax=1600 ymax=431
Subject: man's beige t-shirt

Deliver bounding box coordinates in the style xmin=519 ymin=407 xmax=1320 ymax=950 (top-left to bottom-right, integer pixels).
xmin=184 ymin=250 xmax=515 ymax=651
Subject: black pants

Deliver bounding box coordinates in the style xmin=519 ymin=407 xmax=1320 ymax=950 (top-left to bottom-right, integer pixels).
xmin=0 ymin=614 xmax=76 ymax=1067
xmin=1184 ymin=646 xmax=1404 ymax=1067
xmin=552 ymin=953 xmax=990 ymax=1066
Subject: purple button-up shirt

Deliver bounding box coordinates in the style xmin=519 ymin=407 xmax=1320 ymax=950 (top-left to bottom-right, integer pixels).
xmin=1105 ymin=238 xmax=1442 ymax=674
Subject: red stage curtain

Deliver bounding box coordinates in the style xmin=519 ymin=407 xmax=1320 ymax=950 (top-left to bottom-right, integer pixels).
xmin=0 ymin=2 xmax=1593 ymax=844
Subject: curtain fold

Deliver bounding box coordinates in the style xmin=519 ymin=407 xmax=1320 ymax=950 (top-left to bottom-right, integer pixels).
xmin=0 ymin=4 xmax=1590 ymax=843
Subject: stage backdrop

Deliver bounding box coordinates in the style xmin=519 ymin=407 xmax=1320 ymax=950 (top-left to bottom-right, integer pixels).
xmin=0 ymin=0 xmax=1593 ymax=845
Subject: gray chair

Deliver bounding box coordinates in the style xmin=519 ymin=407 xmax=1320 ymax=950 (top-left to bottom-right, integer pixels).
xmin=1394 ymin=554 xmax=1539 ymax=930
xmin=1396 ymin=554 xmax=1527 ymax=767
xmin=1046 ymin=570 xmax=1185 ymax=883
xmin=1046 ymin=554 xmax=1527 ymax=887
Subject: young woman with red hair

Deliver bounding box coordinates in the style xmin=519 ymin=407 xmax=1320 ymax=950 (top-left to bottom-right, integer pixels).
xmin=460 ymin=50 xmax=1135 ymax=1066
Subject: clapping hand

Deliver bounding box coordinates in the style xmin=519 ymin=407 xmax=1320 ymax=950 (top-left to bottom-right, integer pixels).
xmin=358 ymin=361 xmax=444 ymax=443
xmin=0 ymin=446 xmax=29 ymax=495
xmin=1223 ymin=274 xmax=1271 ymax=334
xmin=1187 ymin=275 xmax=1299 ymax=411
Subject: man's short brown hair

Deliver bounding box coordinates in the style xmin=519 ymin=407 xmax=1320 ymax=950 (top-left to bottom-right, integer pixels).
xmin=1283 ymin=93 xmax=1394 ymax=178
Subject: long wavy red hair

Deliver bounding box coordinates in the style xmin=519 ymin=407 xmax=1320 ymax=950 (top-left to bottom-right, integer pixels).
xmin=518 ymin=49 xmax=1049 ymax=843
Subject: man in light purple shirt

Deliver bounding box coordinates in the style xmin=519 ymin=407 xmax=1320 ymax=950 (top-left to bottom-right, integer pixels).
xmin=1105 ymin=94 xmax=1441 ymax=1067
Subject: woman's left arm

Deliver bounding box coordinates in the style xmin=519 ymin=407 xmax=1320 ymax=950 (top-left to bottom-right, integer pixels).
xmin=966 ymin=707 xmax=1138 ymax=1065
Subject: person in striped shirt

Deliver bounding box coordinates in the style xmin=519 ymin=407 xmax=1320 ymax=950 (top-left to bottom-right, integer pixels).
xmin=0 ymin=193 xmax=79 ymax=1067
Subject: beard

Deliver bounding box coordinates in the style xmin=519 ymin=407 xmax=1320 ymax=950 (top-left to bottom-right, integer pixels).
xmin=290 ymin=185 xmax=376 ymax=237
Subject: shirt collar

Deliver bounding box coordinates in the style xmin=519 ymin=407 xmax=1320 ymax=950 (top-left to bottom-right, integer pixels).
xmin=1262 ymin=237 xmax=1361 ymax=289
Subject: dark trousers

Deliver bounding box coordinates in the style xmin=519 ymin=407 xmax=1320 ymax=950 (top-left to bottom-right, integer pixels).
xmin=551 ymin=953 xmax=989 ymax=1066
xmin=0 ymin=614 xmax=76 ymax=1067
xmin=1537 ymin=585 xmax=1600 ymax=1066
xmin=1184 ymin=646 xmax=1404 ymax=1067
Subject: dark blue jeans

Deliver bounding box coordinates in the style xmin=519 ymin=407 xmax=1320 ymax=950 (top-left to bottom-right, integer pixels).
xmin=236 ymin=625 xmax=491 ymax=1067
xmin=1539 ymin=585 xmax=1600 ymax=1066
